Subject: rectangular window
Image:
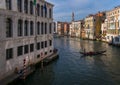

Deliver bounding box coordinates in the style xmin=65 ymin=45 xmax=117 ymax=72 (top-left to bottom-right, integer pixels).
xmin=44 ymin=4 xmax=47 ymax=18
xmin=37 ymin=42 xmax=40 ymax=50
xmin=30 ymin=44 xmax=34 ymax=52
xmin=6 ymin=48 xmax=13 ymax=60
xmin=54 ymin=23 xmax=56 ymax=33
xmin=115 ymin=37 xmax=119 ymax=42
xmin=45 ymin=41 xmax=47 ymax=47
xmin=49 ymin=9 xmax=52 ymax=18
xmin=6 ymin=0 xmax=12 ymax=10
xmin=41 ymin=23 xmax=44 ymax=34
xmin=24 ymin=21 xmax=28 ymax=36
xmin=41 ymin=42 xmax=44 ymax=48
xmin=50 ymin=50 xmax=52 ymax=53
xmin=49 ymin=40 xmax=52 ymax=46
xmin=6 ymin=18 xmax=13 ymax=37
xmin=17 ymin=46 xmax=23 ymax=56
xmin=37 ymin=22 xmax=40 ymax=35
xmin=49 ymin=23 xmax=52 ymax=34
xmin=45 ymin=52 xmax=47 ymax=55
xmin=24 ymin=45 xmax=29 ymax=54
xmin=37 ymin=4 xmax=40 ymax=16
xmin=17 ymin=0 xmax=22 ymax=12
xmin=41 ymin=6 xmax=43 ymax=17
xmin=18 ymin=20 xmax=23 ymax=36
xmin=45 ymin=23 xmax=47 ymax=34
xmin=107 ymin=36 xmax=109 ymax=39
xmin=37 ymin=54 xmax=40 ymax=58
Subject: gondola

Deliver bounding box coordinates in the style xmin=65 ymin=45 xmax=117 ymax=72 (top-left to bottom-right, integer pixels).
xmin=80 ymin=50 xmax=106 ymax=56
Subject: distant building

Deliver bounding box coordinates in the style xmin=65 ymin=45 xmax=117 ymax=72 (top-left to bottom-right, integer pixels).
xmin=70 ymin=20 xmax=84 ymax=38
xmin=69 ymin=23 xmax=74 ymax=36
xmin=57 ymin=21 xmax=70 ymax=36
xmin=57 ymin=21 xmax=64 ymax=35
xmin=101 ymin=19 xmax=107 ymax=41
xmin=84 ymin=14 xmax=96 ymax=39
xmin=0 ymin=0 xmax=54 ymax=80
xmin=80 ymin=20 xmax=85 ymax=38
xmin=105 ymin=6 xmax=120 ymax=44
xmin=95 ymin=11 xmax=106 ymax=39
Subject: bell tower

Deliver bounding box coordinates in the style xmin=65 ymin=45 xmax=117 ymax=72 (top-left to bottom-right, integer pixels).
xmin=72 ymin=12 xmax=74 ymax=21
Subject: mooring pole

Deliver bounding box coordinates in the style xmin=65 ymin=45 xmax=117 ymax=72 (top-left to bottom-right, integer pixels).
xmin=41 ymin=60 xmax=43 ymax=71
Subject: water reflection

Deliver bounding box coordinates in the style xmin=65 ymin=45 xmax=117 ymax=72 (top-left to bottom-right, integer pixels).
xmin=55 ymin=37 xmax=120 ymax=85
xmin=11 ymin=37 xmax=120 ymax=85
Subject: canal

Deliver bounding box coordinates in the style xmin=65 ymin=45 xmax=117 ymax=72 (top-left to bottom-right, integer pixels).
xmin=10 ymin=37 xmax=120 ymax=85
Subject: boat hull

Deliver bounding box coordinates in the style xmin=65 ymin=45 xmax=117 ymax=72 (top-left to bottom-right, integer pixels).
xmin=80 ymin=50 xmax=106 ymax=56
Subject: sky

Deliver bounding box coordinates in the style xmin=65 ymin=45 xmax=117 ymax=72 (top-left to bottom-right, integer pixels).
xmin=46 ymin=0 xmax=120 ymax=22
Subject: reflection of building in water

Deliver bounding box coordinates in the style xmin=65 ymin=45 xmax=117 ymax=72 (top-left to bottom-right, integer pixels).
xmin=0 ymin=0 xmax=54 ymax=81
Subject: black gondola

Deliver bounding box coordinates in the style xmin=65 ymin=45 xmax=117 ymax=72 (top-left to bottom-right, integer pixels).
xmin=80 ymin=50 xmax=106 ymax=56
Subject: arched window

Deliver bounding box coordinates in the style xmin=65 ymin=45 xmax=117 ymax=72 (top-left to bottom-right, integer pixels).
xmin=37 ymin=22 xmax=40 ymax=35
xmin=49 ymin=8 xmax=52 ymax=18
xmin=24 ymin=20 xmax=28 ymax=36
xmin=18 ymin=19 xmax=23 ymax=36
xmin=49 ymin=40 xmax=52 ymax=46
xmin=24 ymin=0 xmax=28 ymax=13
xmin=49 ymin=23 xmax=52 ymax=34
xmin=37 ymin=4 xmax=40 ymax=16
xmin=6 ymin=18 xmax=13 ymax=37
xmin=30 ymin=1 xmax=33 ymax=14
xmin=6 ymin=0 xmax=12 ymax=10
xmin=30 ymin=21 xmax=34 ymax=35
xmin=41 ymin=22 xmax=44 ymax=34
xmin=45 ymin=7 xmax=47 ymax=18
xmin=17 ymin=0 xmax=22 ymax=12
xmin=45 ymin=23 xmax=47 ymax=34
xmin=44 ymin=4 xmax=47 ymax=18
xmin=41 ymin=5 xmax=43 ymax=17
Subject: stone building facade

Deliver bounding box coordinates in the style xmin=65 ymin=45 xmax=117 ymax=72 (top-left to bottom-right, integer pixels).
xmin=105 ymin=6 xmax=120 ymax=44
xmin=84 ymin=14 xmax=96 ymax=39
xmin=57 ymin=21 xmax=64 ymax=35
xmin=57 ymin=21 xmax=70 ymax=36
xmin=101 ymin=19 xmax=107 ymax=41
xmin=0 ymin=0 xmax=54 ymax=80
xmin=95 ymin=11 xmax=106 ymax=39
xmin=70 ymin=20 xmax=84 ymax=37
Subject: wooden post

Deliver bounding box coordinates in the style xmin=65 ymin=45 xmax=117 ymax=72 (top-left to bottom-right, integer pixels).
xmin=41 ymin=60 xmax=43 ymax=70
xmin=23 ymin=59 xmax=26 ymax=79
xmin=41 ymin=52 xmax=44 ymax=71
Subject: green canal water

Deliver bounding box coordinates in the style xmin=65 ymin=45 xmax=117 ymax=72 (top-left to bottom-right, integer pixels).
xmin=10 ymin=37 xmax=120 ymax=85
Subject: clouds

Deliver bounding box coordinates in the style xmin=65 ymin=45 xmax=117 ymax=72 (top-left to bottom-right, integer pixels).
xmin=46 ymin=0 xmax=120 ymax=22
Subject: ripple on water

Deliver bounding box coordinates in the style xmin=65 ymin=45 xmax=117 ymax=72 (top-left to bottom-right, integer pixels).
xmin=11 ymin=38 xmax=120 ymax=85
